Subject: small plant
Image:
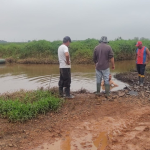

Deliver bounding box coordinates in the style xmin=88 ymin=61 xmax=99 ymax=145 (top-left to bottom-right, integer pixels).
xmin=0 ymin=90 xmax=61 ymax=122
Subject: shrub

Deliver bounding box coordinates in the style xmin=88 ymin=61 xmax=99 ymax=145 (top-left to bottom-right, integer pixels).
xmin=0 ymin=90 xmax=61 ymax=122
xmin=1 ymin=38 xmax=150 ymax=63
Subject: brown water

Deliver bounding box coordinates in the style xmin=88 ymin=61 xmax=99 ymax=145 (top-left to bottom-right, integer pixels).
xmin=34 ymin=132 xmax=108 ymax=150
xmin=0 ymin=60 xmax=136 ymax=94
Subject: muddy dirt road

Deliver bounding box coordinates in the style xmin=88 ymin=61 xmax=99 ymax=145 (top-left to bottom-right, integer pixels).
xmin=0 ymin=89 xmax=150 ymax=150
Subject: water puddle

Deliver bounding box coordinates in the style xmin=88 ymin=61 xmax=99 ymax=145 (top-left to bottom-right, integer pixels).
xmin=34 ymin=132 xmax=109 ymax=150
xmin=93 ymin=132 xmax=108 ymax=150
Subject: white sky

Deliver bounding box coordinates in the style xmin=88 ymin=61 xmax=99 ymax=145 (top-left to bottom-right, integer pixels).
xmin=0 ymin=0 xmax=150 ymax=42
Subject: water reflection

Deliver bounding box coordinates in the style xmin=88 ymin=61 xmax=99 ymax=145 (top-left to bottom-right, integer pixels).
xmin=0 ymin=60 xmax=136 ymax=93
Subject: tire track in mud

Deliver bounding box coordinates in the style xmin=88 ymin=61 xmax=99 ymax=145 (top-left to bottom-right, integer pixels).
xmin=106 ymin=107 xmax=150 ymax=150
xmin=1 ymin=93 xmax=150 ymax=150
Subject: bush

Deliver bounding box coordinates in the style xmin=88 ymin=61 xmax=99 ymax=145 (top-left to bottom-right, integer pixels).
xmin=72 ymin=49 xmax=93 ymax=64
xmin=0 ymin=90 xmax=61 ymax=122
xmin=1 ymin=38 xmax=150 ymax=63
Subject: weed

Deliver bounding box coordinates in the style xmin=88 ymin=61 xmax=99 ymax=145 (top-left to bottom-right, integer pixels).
xmin=0 ymin=90 xmax=61 ymax=122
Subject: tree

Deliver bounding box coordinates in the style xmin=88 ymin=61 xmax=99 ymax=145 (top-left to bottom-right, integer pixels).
xmin=0 ymin=40 xmax=7 ymax=43
xmin=133 ymin=37 xmax=139 ymax=41
xmin=140 ymin=37 xmax=149 ymax=40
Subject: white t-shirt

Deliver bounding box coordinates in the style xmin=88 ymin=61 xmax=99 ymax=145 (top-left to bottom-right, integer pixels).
xmin=58 ymin=44 xmax=71 ymax=68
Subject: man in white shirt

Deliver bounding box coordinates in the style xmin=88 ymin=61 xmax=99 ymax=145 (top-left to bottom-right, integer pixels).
xmin=58 ymin=36 xmax=74 ymax=98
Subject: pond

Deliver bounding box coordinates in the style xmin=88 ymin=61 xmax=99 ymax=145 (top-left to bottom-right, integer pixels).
xmin=0 ymin=60 xmax=136 ymax=94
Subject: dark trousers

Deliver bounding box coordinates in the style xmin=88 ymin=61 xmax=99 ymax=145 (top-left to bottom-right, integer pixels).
xmin=136 ymin=64 xmax=146 ymax=76
xmin=58 ymin=68 xmax=71 ymax=88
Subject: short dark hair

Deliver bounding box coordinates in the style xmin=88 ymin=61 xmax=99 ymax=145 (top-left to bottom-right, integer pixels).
xmin=63 ymin=36 xmax=71 ymax=43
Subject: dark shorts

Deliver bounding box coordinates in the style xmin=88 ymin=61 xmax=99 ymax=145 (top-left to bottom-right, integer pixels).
xmin=58 ymin=68 xmax=71 ymax=88
xmin=136 ymin=64 xmax=146 ymax=75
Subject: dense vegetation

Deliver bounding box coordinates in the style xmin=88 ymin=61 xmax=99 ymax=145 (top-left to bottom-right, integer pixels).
xmin=0 ymin=38 xmax=150 ymax=64
xmin=0 ymin=90 xmax=61 ymax=122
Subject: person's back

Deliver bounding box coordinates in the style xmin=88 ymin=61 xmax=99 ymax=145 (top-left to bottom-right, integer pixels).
xmin=93 ymin=36 xmax=115 ymax=97
xmin=94 ymin=43 xmax=113 ymax=70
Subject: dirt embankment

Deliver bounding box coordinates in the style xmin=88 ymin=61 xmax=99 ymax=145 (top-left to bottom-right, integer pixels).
xmin=5 ymin=57 xmax=58 ymax=64
xmin=1 ymin=72 xmax=150 ymax=150
xmin=5 ymin=54 xmax=135 ymax=64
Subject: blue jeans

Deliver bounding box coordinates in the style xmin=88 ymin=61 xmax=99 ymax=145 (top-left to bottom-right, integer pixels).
xmin=96 ymin=68 xmax=110 ymax=85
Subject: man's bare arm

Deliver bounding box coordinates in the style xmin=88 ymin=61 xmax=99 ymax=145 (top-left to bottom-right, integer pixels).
xmin=65 ymin=52 xmax=70 ymax=65
xmin=111 ymin=81 xmax=118 ymax=87
xmin=144 ymin=48 xmax=150 ymax=64
xmin=110 ymin=57 xmax=115 ymax=70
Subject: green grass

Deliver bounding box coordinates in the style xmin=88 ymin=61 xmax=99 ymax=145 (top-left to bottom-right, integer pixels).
xmin=0 ymin=90 xmax=61 ymax=122
xmin=1 ymin=38 xmax=150 ymax=63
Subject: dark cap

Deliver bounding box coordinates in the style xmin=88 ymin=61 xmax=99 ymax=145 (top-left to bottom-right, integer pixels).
xmin=63 ymin=36 xmax=71 ymax=43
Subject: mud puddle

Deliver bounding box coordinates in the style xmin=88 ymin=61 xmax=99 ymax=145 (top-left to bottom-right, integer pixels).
xmin=32 ymin=115 xmax=129 ymax=150
xmin=32 ymin=105 xmax=150 ymax=150
xmin=34 ymin=132 xmax=108 ymax=150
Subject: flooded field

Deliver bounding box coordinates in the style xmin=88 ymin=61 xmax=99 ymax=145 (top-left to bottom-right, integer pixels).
xmin=0 ymin=60 xmax=136 ymax=93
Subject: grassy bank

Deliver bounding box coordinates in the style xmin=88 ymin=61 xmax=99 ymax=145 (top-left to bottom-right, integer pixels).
xmin=0 ymin=39 xmax=150 ymax=64
xmin=0 ymin=89 xmax=61 ymax=122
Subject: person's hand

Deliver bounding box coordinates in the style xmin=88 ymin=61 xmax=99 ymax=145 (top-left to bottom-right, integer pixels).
xmin=66 ymin=61 xmax=70 ymax=65
xmin=144 ymin=61 xmax=148 ymax=65
xmin=112 ymin=65 xmax=115 ymax=70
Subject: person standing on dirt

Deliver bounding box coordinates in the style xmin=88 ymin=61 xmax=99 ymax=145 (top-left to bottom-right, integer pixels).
xmin=135 ymin=41 xmax=150 ymax=86
xmin=58 ymin=36 xmax=74 ymax=98
xmin=93 ymin=36 xmax=115 ymax=97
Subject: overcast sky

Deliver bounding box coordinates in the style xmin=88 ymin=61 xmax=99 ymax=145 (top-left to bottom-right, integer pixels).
xmin=0 ymin=0 xmax=150 ymax=42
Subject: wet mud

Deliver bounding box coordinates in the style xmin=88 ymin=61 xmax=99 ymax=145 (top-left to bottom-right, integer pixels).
xmin=0 ymin=91 xmax=150 ymax=150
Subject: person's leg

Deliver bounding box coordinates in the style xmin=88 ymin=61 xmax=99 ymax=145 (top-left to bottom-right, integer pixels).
xmin=136 ymin=64 xmax=141 ymax=85
xmin=140 ymin=64 xmax=146 ymax=86
xmin=102 ymin=68 xmax=110 ymax=97
xmin=96 ymin=69 xmax=102 ymax=94
xmin=64 ymin=68 xmax=71 ymax=96
xmin=58 ymin=68 xmax=64 ymax=97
